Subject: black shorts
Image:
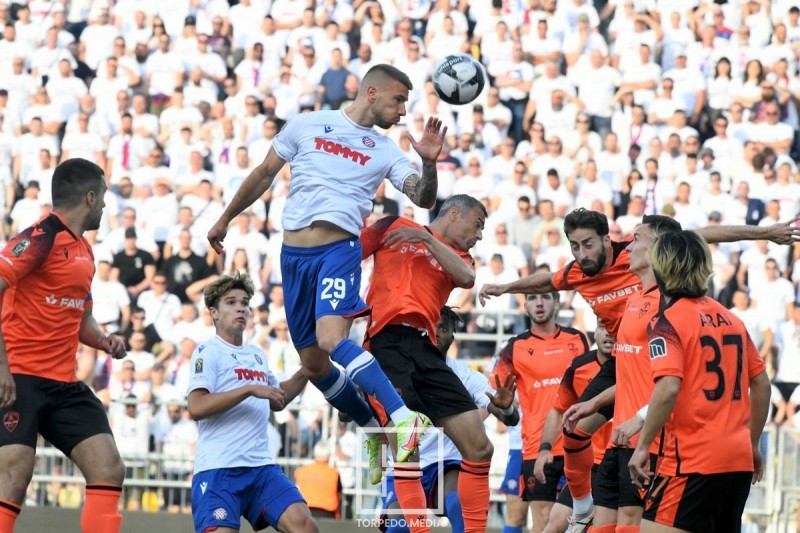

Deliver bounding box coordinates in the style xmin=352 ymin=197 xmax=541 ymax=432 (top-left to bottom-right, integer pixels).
xmin=556 ymin=464 xmax=599 ymax=508
xmin=521 ymin=457 xmax=565 ymax=502
xmin=369 ymin=325 xmax=477 ymax=421
xmin=593 ymin=447 xmax=658 ymax=510
xmin=576 ymin=357 xmax=615 ymax=420
xmin=0 ymin=373 xmax=112 ymax=456
xmin=774 ymin=382 xmax=799 ymax=402
xmin=643 ymin=471 xmax=752 ymax=532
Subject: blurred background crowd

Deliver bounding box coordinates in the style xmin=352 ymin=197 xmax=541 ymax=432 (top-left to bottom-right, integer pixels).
xmin=5 ymin=0 xmax=800 ymax=520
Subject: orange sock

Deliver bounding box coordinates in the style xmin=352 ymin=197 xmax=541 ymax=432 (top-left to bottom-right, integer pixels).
xmin=81 ymin=484 xmax=123 ymax=533
xmin=393 ymin=466 xmax=429 ymax=533
xmin=458 ymin=459 xmax=490 ymax=533
xmin=563 ymin=427 xmax=595 ymax=500
xmin=0 ymin=499 xmax=20 ymax=533
xmin=589 ymin=525 xmax=617 ymax=533
xmin=615 ymin=527 xmax=640 ymax=533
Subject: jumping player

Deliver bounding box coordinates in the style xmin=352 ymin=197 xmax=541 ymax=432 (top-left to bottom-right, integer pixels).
xmin=0 ymin=158 xmax=127 ymax=533
xmin=380 ymin=306 xmax=519 ymax=533
xmin=188 ymin=273 xmax=318 ymax=533
xmin=207 ymin=64 xmax=445 ymax=471
xmin=360 ymin=195 xmax=498 ymax=533
xmin=630 ymin=230 xmax=771 ymax=532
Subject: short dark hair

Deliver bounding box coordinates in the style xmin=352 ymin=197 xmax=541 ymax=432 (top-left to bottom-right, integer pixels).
xmin=435 ymin=194 xmax=487 ymax=220
xmin=563 ymin=208 xmax=609 ymax=238
xmin=362 ymin=64 xmax=413 ymax=91
xmin=439 ymin=306 xmax=463 ymax=330
xmin=51 ymin=158 xmax=105 ymax=210
xmin=641 ymin=215 xmax=682 ymax=238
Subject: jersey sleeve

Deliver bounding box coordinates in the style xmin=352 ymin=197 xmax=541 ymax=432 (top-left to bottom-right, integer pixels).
xmin=0 ymin=225 xmax=55 ymax=287
xmin=552 ymin=261 xmax=575 ymax=291
xmin=188 ymin=344 xmax=218 ymax=395
xmin=384 ymin=143 xmax=418 ymax=193
xmin=492 ymin=340 xmax=518 ymax=382
xmin=553 ymin=364 xmax=578 ymax=412
xmin=648 ymin=317 xmax=684 ymax=381
xmin=271 ymin=113 xmax=310 ymax=162
xmin=360 ymin=216 xmax=399 ymax=259
xmin=744 ymin=330 xmax=766 ymax=378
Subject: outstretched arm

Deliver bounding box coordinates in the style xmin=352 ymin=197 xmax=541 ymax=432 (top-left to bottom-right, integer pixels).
xmin=478 ymin=271 xmax=558 ymax=306
xmin=696 ymin=217 xmax=800 ymax=246
xmin=208 ymin=147 xmax=286 ymax=253
xmin=402 ymin=117 xmax=446 ymax=208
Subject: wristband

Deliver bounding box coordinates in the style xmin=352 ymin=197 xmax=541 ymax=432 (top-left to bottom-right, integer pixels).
xmin=499 ymin=405 xmax=514 ymax=416
xmin=637 ymin=404 xmax=649 ymax=421
xmin=539 ymin=442 xmax=553 ymax=452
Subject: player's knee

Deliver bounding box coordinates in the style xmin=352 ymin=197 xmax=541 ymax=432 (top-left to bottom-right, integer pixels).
xmin=617 ymin=505 xmax=643 ymax=525
xmin=316 ymin=333 xmax=344 ymax=355
xmin=466 ymin=438 xmax=493 ymax=462
xmin=301 ymin=361 xmax=330 ymax=381
xmin=95 ymin=455 xmax=126 ymax=486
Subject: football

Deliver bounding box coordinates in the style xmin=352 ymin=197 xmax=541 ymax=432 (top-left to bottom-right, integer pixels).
xmin=432 ymin=54 xmax=486 ymax=106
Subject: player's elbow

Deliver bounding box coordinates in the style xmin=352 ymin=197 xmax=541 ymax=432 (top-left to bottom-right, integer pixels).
xmin=455 ymin=271 xmax=475 ymax=288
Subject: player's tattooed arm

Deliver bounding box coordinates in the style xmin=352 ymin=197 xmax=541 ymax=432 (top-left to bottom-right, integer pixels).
xmin=403 ymin=163 xmax=438 ymax=208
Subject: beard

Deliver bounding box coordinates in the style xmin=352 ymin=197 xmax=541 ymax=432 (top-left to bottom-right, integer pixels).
xmin=579 ymin=249 xmax=607 ymax=277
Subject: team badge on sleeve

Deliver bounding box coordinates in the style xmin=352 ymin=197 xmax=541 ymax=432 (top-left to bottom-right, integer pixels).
xmin=195 ymin=358 xmax=204 ymax=373
xmin=212 ymin=507 xmax=228 ymax=520
xmin=648 ymin=337 xmax=667 ymax=360
xmin=11 ymin=239 xmax=30 ymax=257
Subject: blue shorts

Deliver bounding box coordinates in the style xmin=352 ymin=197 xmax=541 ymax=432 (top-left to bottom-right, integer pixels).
xmin=191 ymin=464 xmax=305 ymax=533
xmin=498 ymin=449 xmax=523 ymax=496
xmin=382 ymin=460 xmax=462 ymax=512
xmin=281 ymin=239 xmax=369 ymax=349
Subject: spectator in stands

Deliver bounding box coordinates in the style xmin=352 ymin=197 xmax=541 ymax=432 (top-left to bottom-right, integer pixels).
xmin=110 ymin=393 xmax=151 ymax=511
xmin=137 ymin=272 xmax=182 ymax=341
xmin=159 ymin=402 xmax=198 ymax=514
xmin=92 ymin=259 xmax=131 ymax=335
xmin=112 ymin=227 xmax=156 ymax=303
xmin=768 ymin=305 xmax=800 ymax=425
xmin=294 ymin=442 xmax=341 ymax=520
xmin=161 ymin=228 xmax=218 ymax=303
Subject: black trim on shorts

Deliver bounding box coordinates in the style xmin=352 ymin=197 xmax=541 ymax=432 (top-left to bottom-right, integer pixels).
xmin=643 ymin=471 xmax=752 ymax=531
xmin=521 ymin=457 xmax=565 ymax=502
xmin=0 ymin=374 xmax=113 ymax=456
xmin=593 ymin=447 xmax=657 ymax=510
xmin=576 ymin=357 xmax=616 ymax=420
xmin=369 ymin=325 xmax=477 ymax=420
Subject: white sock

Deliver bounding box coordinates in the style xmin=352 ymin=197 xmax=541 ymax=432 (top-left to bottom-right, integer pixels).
xmin=573 ymin=494 xmax=593 ymax=516
xmin=389 ymin=405 xmax=414 ymax=425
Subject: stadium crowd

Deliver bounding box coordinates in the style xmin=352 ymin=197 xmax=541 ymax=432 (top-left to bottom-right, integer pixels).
xmin=4 ymin=0 xmax=800 ymax=524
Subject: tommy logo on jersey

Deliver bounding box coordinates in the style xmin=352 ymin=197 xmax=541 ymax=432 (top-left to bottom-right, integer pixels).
xmin=314 ymin=138 xmax=371 ymax=166
xmin=234 ymin=368 xmax=269 ymax=381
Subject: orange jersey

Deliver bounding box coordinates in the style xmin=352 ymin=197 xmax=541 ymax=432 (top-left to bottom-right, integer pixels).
xmin=612 ymin=285 xmax=661 ymax=453
xmin=361 ymin=216 xmax=474 ymax=342
xmin=494 ymin=326 xmax=589 ymax=460
xmin=648 ymin=296 xmax=766 ymax=476
xmin=552 ymin=239 xmax=640 ymax=338
xmin=0 ymin=213 xmax=95 ymax=382
xmin=554 ymin=350 xmax=612 ymax=464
